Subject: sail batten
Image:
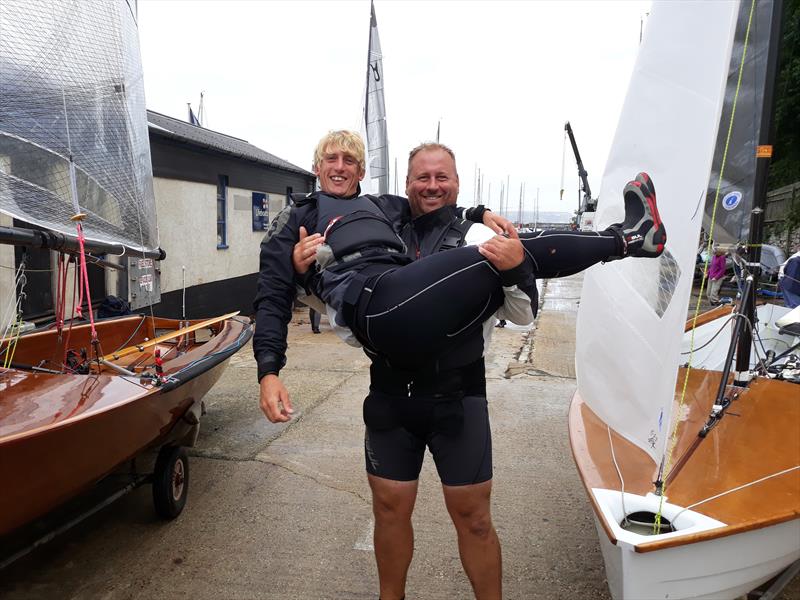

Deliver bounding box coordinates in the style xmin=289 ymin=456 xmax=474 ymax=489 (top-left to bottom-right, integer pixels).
xmin=0 ymin=0 xmax=159 ymax=255
xmin=575 ymin=1 xmax=740 ymax=465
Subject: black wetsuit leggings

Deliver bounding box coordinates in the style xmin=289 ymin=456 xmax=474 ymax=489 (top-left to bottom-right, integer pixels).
xmin=353 ymin=229 xmax=619 ymax=362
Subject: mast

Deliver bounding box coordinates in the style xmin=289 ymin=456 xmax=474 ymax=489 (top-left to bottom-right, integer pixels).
xmin=506 ymin=175 xmax=510 ymax=219
xmin=364 ymin=0 xmax=389 ymax=194
xmin=736 ymin=0 xmax=785 ymax=375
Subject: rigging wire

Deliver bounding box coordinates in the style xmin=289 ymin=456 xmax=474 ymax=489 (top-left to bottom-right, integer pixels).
xmin=1 ymin=263 xmax=27 ymax=369
xmin=0 ymin=264 xmax=54 ymax=272
xmin=670 ymin=466 xmax=800 ymax=528
xmin=656 ymin=0 xmax=758 ymax=534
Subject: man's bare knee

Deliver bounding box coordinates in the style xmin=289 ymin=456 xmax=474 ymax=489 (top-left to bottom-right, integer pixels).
xmin=369 ymin=475 xmax=417 ymax=522
xmin=459 ymin=512 xmax=494 ymax=540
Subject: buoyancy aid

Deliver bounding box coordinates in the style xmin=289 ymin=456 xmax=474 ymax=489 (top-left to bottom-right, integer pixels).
xmin=437 ymin=218 xmax=472 ymax=252
xmin=314 ymin=193 xmax=406 ymax=269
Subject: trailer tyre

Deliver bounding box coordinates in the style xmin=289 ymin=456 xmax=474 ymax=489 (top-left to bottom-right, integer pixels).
xmin=152 ymin=445 xmax=189 ymax=519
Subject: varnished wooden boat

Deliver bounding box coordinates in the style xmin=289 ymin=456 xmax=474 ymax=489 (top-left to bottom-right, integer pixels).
xmin=569 ymin=366 xmax=800 ymax=599
xmin=0 ymin=313 xmax=252 ymax=536
xmin=567 ymin=1 xmax=799 ymax=597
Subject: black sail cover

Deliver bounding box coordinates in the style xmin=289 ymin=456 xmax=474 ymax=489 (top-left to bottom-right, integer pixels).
xmin=0 ymin=0 xmax=159 ymax=254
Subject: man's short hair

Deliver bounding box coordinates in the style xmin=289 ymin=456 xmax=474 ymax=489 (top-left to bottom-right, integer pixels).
xmin=313 ymin=130 xmax=366 ymax=172
xmin=407 ymin=142 xmax=458 ymax=179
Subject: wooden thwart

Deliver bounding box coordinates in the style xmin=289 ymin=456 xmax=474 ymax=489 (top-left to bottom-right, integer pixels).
xmin=102 ymin=312 xmax=239 ymax=361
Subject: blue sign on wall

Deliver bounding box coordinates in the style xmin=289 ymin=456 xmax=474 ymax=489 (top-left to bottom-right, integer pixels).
xmin=252 ymin=192 xmax=269 ymax=231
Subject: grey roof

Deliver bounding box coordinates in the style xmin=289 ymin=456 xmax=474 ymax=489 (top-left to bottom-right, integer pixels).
xmin=146 ymin=110 xmax=314 ymax=178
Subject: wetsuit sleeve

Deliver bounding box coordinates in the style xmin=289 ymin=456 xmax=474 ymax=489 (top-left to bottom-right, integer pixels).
xmin=252 ymin=205 xmax=303 ymax=380
xmin=464 ymin=205 xmax=488 ymax=223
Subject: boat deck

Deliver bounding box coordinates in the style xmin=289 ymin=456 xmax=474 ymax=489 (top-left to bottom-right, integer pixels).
xmin=569 ymin=369 xmax=800 ymax=551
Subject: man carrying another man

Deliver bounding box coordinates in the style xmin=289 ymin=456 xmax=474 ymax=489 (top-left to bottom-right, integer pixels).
xmin=255 ymin=131 xmax=532 ymax=600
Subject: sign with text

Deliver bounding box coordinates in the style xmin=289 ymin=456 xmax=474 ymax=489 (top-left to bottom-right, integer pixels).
xmin=252 ymin=192 xmax=269 ymax=231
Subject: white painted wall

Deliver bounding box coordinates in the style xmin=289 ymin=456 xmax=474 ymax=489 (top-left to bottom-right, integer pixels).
xmin=154 ymin=177 xmax=285 ymax=294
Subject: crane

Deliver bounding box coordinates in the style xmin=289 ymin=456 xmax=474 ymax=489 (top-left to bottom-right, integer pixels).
xmin=563 ymin=121 xmax=596 ymax=215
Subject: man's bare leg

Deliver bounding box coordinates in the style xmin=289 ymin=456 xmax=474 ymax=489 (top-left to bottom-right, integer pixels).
xmin=443 ymin=480 xmax=501 ymax=600
xmin=368 ymin=474 xmax=418 ymax=600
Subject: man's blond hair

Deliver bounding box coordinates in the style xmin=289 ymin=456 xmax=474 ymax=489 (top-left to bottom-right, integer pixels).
xmin=406 ymin=142 xmax=459 ymax=180
xmin=313 ymin=130 xmax=366 ymax=172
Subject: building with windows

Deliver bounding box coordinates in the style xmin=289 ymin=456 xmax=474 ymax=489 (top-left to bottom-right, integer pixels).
xmin=146 ymin=111 xmax=315 ymax=318
xmin=0 ymin=111 xmax=315 ymax=324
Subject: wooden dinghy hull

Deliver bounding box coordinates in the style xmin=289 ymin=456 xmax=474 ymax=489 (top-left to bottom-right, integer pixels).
xmin=0 ymin=314 xmax=252 ymax=536
xmin=568 ymin=375 xmax=800 ymax=600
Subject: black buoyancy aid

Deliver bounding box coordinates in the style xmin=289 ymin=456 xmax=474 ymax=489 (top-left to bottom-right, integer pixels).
xmin=316 ymin=193 xmax=406 ymax=262
xmin=436 ymin=218 xmax=472 ymax=252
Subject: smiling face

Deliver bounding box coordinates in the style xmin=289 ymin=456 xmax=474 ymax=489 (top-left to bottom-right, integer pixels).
xmin=314 ymin=145 xmax=365 ymax=197
xmin=405 ymin=147 xmax=460 ymax=217
xmin=312 ymin=131 xmax=366 ymax=198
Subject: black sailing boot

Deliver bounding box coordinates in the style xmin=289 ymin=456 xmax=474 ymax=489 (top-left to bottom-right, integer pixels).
xmin=607 ymin=172 xmax=667 ymax=260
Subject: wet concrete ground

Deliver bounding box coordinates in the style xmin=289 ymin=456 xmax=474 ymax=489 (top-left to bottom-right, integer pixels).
xmin=1 ymin=274 xmax=797 ymax=599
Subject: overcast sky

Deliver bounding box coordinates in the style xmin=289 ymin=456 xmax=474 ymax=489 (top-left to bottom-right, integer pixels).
xmin=137 ymin=0 xmax=650 ymax=217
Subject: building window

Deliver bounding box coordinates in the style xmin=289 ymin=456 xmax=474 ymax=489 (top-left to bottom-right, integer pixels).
xmin=217 ymin=175 xmax=228 ymax=249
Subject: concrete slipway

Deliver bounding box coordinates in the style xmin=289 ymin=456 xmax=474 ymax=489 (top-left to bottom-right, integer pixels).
xmin=1 ymin=274 xmax=796 ymax=599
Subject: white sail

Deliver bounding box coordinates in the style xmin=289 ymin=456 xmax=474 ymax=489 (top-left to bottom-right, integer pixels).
xmin=0 ymin=0 xmax=159 ymax=254
xmin=575 ymin=1 xmax=739 ymax=464
xmin=364 ymin=0 xmax=389 ymax=195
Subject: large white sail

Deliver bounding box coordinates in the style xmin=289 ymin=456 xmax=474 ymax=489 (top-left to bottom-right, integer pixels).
xmin=0 ymin=0 xmax=159 ymax=254
xmin=364 ymin=0 xmax=389 ymax=195
xmin=575 ymin=1 xmax=739 ymax=464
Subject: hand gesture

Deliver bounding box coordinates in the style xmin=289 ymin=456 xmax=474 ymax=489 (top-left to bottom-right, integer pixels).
xmin=292 ymin=226 xmax=325 ymax=274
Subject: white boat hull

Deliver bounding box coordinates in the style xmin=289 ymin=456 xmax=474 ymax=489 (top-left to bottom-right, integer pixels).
xmin=591 ymin=489 xmax=800 ymax=599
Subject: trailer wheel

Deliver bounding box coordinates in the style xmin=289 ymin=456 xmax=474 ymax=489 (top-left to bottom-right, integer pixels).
xmin=152 ymin=445 xmax=189 ymax=519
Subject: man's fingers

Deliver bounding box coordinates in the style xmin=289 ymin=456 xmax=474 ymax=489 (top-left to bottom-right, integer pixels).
xmin=280 ymin=390 xmax=294 ymax=417
xmin=507 ymin=227 xmax=520 ymax=240
xmin=298 ymin=226 xmax=308 ymax=240
xmin=478 ymin=244 xmax=498 ymax=261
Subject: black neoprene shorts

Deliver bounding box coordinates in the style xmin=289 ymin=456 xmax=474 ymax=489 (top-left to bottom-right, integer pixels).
xmin=364 ymin=395 xmax=492 ymax=486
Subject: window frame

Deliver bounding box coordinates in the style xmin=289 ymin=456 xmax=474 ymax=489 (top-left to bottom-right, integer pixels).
xmin=217 ymin=174 xmax=229 ymax=249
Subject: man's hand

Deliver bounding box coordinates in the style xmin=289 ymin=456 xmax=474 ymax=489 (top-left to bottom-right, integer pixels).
xmin=259 ymin=374 xmax=295 ymax=423
xmin=482 ymin=211 xmax=515 ymax=235
xmin=292 ymin=226 xmax=325 ymax=274
xmin=478 ymin=227 xmax=524 ymax=271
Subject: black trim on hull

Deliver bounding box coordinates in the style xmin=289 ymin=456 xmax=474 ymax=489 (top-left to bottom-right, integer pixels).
xmin=159 ymin=320 xmax=253 ymax=393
